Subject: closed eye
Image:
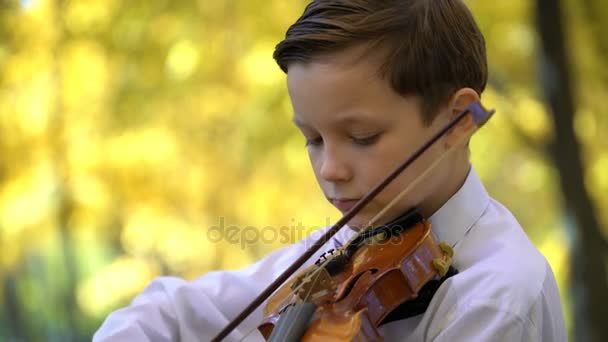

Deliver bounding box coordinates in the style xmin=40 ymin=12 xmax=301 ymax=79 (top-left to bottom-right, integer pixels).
xmin=305 ymin=136 xmax=323 ymax=147
xmin=352 ymin=133 xmax=381 ymax=146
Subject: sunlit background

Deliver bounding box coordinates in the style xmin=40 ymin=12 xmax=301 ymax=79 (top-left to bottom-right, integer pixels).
xmin=0 ymin=0 xmax=606 ymax=340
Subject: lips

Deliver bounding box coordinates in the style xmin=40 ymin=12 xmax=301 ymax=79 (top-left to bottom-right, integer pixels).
xmin=329 ymin=198 xmax=360 ymax=212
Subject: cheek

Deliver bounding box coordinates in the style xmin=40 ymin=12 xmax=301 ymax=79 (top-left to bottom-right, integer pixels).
xmin=360 ymin=144 xmax=409 ymax=187
xmin=357 ymin=150 xmax=414 ymax=205
xmin=363 ymin=146 xmax=426 ymax=210
xmin=377 ymin=144 xmax=446 ymax=212
xmin=307 ymin=150 xmax=323 ymax=178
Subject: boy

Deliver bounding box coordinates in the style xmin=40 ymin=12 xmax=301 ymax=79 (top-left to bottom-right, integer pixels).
xmin=94 ymin=0 xmax=566 ymax=340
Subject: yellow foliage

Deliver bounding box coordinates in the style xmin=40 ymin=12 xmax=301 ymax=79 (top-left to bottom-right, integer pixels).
xmin=105 ymin=127 xmax=179 ymax=169
xmin=511 ymin=94 xmax=553 ymax=143
xmin=77 ymin=256 xmax=159 ymax=317
xmin=61 ymin=40 xmax=110 ymax=110
xmin=239 ymin=42 xmax=284 ymax=87
xmin=588 ymin=153 xmax=608 ymax=195
xmin=64 ymin=0 xmax=120 ymax=34
xmin=166 ymin=40 xmax=200 ymax=81
xmin=574 ymin=109 xmax=598 ymax=144
xmin=0 ymin=162 xmax=55 ymax=239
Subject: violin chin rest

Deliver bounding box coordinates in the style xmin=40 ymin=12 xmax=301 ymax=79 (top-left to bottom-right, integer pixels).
xmin=380 ymin=265 xmax=459 ymax=326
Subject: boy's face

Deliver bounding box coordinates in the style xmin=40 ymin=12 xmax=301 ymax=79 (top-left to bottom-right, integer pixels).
xmin=287 ymin=46 xmax=461 ymax=230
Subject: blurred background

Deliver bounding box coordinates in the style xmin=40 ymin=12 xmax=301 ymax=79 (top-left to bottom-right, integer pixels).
xmin=0 ymin=0 xmax=606 ymax=341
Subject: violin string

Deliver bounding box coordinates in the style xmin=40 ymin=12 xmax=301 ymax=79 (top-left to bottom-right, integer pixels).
xmin=237 ymin=255 xmax=336 ymax=341
xmin=245 ymin=115 xmax=479 ymax=340
xmin=365 ymin=126 xmax=474 ymax=230
xmin=267 ymin=254 xmax=336 ymax=322
xmin=337 ymin=131 xmax=471 ymax=251
xmin=276 ymin=253 xmax=337 ymax=340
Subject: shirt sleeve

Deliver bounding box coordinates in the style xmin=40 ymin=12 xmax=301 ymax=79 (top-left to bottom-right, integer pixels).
xmin=430 ymin=302 xmax=538 ymax=342
xmin=93 ymin=241 xmax=309 ymax=342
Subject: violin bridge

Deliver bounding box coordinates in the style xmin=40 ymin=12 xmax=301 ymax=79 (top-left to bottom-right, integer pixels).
xmin=291 ymin=267 xmax=336 ymax=303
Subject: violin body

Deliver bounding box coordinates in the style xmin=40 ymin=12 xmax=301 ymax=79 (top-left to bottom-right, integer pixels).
xmin=259 ymin=211 xmax=452 ymax=341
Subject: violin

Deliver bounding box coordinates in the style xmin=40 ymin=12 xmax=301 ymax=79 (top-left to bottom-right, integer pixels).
xmin=212 ymin=102 xmax=494 ymax=341
xmin=259 ymin=209 xmax=456 ymax=341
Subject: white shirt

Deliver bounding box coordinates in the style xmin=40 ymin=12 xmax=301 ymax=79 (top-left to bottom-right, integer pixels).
xmin=94 ymin=168 xmax=566 ymax=341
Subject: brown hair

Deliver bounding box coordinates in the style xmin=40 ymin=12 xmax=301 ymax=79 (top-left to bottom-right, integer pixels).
xmin=274 ymin=0 xmax=487 ymax=124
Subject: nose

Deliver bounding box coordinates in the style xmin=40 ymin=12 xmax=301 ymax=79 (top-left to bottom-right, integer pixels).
xmin=319 ymin=146 xmax=352 ymax=183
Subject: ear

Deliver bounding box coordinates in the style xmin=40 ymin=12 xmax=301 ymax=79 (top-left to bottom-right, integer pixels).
xmin=443 ymin=88 xmax=481 ymax=149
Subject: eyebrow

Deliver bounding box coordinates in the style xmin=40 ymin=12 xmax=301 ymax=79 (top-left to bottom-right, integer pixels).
xmin=292 ymin=113 xmax=379 ymax=129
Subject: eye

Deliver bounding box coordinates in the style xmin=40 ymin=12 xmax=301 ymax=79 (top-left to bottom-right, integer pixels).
xmin=351 ymin=133 xmax=381 ymax=146
xmin=305 ymin=136 xmax=323 ymax=147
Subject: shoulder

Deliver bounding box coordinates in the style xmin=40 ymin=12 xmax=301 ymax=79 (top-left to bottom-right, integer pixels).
xmin=434 ymin=198 xmax=565 ymax=339
xmin=454 ymin=199 xmax=548 ymax=307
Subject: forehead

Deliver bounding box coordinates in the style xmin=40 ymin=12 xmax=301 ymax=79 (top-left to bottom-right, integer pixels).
xmin=286 ymin=47 xmax=420 ymax=127
xmin=287 ymin=44 xmax=383 ymax=94
xmin=288 ymin=50 xmax=385 ymax=106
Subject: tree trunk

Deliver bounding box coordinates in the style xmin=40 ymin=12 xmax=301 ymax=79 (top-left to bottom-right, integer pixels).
xmin=3 ymin=275 xmax=26 ymax=341
xmin=534 ymin=0 xmax=608 ymax=341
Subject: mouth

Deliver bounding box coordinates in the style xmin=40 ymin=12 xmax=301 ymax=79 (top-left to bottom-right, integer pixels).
xmin=329 ymin=198 xmax=361 ymax=212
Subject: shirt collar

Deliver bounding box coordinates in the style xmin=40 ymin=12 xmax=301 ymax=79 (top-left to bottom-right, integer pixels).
xmin=428 ymin=166 xmax=490 ymax=247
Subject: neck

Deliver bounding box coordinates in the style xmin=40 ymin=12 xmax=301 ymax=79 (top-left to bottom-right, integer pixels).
xmin=420 ymin=158 xmax=471 ymax=219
